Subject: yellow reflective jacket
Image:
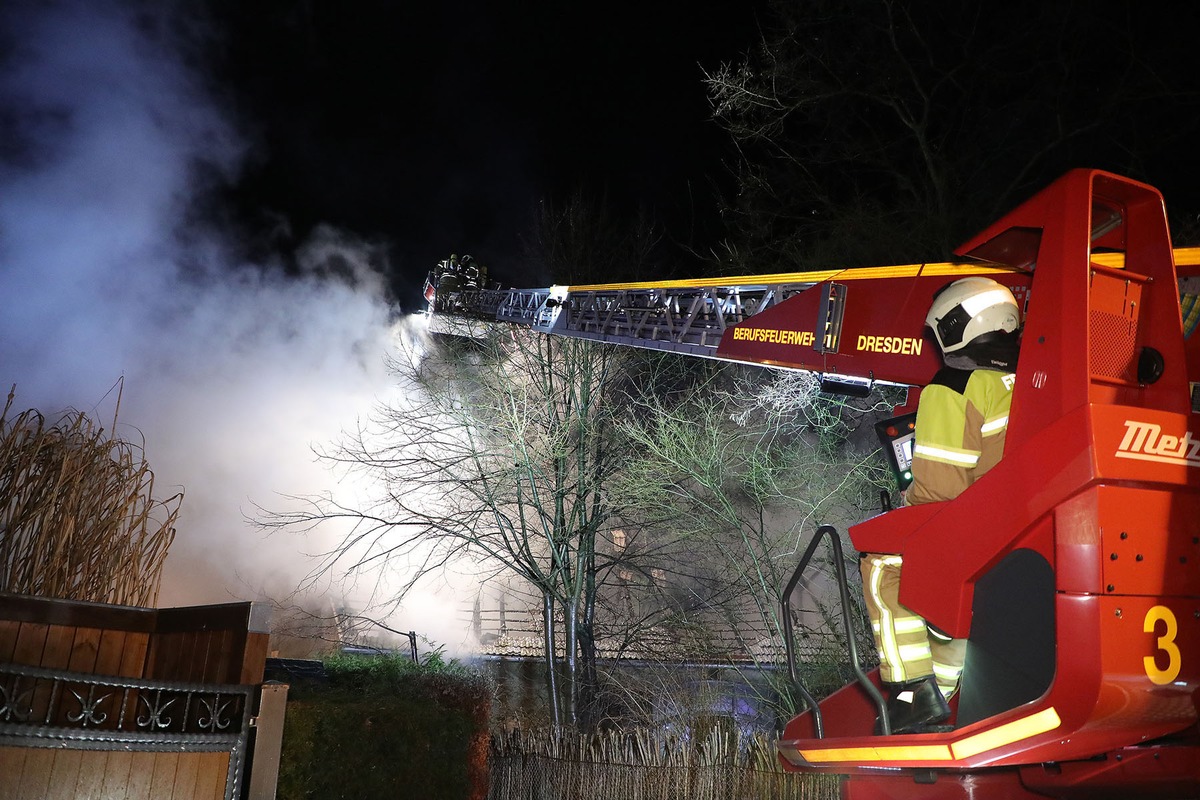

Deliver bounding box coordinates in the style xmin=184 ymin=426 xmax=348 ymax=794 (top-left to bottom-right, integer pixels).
xmin=907 ymin=367 xmax=1015 ymax=505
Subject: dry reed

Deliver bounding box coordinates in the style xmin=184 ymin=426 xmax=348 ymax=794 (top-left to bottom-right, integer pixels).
xmin=490 ymin=726 xmax=840 ymax=800
xmin=0 ymin=387 xmax=179 ymax=606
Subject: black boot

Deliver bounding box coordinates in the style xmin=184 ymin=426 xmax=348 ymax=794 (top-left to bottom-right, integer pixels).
xmin=881 ymin=676 xmax=950 ymax=734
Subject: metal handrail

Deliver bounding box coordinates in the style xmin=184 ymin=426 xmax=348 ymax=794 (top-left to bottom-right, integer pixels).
xmin=781 ymin=524 xmax=891 ymax=737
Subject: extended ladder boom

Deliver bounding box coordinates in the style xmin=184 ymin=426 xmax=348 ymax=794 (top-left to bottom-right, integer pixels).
xmin=431 ymin=277 xmax=811 ymax=357
xmin=427 ymin=248 xmax=1200 ymax=391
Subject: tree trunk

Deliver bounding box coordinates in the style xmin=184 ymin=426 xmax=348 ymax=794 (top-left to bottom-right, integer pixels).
xmin=542 ymin=593 xmax=560 ymax=727
xmin=577 ymin=546 xmax=600 ymax=730
xmin=564 ymin=595 xmax=579 ymax=728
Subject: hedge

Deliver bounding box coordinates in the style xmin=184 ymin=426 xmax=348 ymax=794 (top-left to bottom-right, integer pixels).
xmin=276 ymin=653 xmax=490 ymax=800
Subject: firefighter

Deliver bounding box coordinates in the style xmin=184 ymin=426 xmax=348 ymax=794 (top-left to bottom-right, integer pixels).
xmin=862 ymin=276 xmax=1021 ymax=734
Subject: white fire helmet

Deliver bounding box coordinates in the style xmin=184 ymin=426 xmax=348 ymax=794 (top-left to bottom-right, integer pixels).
xmin=926 ymin=277 xmax=1020 ymax=356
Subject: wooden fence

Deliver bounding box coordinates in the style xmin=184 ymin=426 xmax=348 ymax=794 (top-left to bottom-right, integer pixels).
xmin=489 ymin=726 xmax=840 ymax=800
xmin=0 ymin=592 xmax=274 ymax=800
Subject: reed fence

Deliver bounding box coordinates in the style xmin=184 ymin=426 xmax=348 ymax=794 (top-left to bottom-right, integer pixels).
xmin=0 ymin=388 xmax=178 ymax=606
xmin=489 ymin=726 xmax=839 ymax=800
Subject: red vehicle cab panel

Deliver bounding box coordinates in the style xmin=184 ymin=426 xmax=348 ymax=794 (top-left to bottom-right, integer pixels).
xmin=778 ymin=170 xmax=1200 ymax=798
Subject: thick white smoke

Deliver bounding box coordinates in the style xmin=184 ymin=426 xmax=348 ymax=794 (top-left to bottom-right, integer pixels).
xmin=0 ymin=2 xmax=468 ymax=652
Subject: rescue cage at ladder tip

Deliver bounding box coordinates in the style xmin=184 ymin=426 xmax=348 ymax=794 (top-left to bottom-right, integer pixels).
xmin=423 ymin=169 xmax=1200 ymax=798
xmin=767 ymin=170 xmax=1200 ymax=800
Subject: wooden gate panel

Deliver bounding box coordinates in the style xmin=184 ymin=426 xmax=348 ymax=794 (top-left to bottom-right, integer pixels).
xmin=100 ymin=753 xmax=135 ymax=796
xmin=0 ymin=619 xmax=19 ymax=661
xmin=204 ymin=629 xmax=230 ymax=683
xmin=148 ymin=604 xmax=265 ymax=685
xmin=63 ymin=751 xmax=99 ymax=800
xmin=125 ymin=751 xmax=155 ymax=799
xmin=194 ymin=750 xmax=230 ymax=799
xmin=95 ymin=628 xmax=127 ymax=675
xmin=14 ymin=623 xmax=52 ymax=723
xmin=13 ymin=747 xmax=54 ymax=800
xmin=67 ymin=625 xmax=102 ymax=673
xmin=40 ymin=624 xmax=75 ymax=669
xmin=0 ymin=746 xmax=24 ymax=790
xmin=1 ymin=594 xmax=268 ymax=800
xmin=44 ymin=748 xmax=84 ymax=800
xmin=118 ymin=630 xmax=150 ymax=678
xmin=174 ymin=752 xmax=201 ymax=798
xmin=40 ymin=625 xmax=77 ymax=725
xmin=10 ymin=622 xmax=48 ymax=666
xmin=3 ymin=741 xmax=234 ymax=799
xmin=149 ymin=750 xmax=180 ymax=796
xmin=76 ymin=750 xmax=116 ymax=799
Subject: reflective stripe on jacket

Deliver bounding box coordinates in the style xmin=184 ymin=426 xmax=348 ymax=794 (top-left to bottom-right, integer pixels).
xmin=907 ymin=367 xmax=1014 ymax=505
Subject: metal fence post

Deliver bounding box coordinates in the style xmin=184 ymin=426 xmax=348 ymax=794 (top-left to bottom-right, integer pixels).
xmin=246 ymin=682 xmax=290 ymax=800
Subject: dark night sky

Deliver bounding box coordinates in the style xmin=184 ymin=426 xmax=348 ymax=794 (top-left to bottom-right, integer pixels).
xmin=204 ymin=2 xmax=1200 ymax=310
xmin=211 ymin=2 xmax=769 ymax=303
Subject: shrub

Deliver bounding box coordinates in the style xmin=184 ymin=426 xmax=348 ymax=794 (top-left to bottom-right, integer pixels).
xmin=276 ymin=653 xmax=490 ymax=800
xmin=0 ymin=389 xmax=178 ymax=606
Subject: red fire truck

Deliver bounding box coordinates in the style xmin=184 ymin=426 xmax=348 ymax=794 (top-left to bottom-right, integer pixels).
xmin=427 ymin=169 xmax=1200 ymax=798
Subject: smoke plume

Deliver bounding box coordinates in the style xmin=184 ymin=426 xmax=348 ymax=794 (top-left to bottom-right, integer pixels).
xmin=0 ymin=1 xmax=467 ymax=651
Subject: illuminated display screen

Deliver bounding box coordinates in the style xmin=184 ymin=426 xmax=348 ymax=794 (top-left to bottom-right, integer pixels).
xmin=875 ymin=412 xmax=917 ymax=490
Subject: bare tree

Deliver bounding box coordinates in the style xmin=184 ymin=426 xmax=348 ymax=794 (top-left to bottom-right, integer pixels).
xmin=616 ymin=368 xmax=893 ymax=714
xmin=262 ymin=324 xmax=638 ymax=727
xmin=526 ymin=187 xmax=664 ymax=285
xmin=704 ymin=0 xmax=1198 ymax=270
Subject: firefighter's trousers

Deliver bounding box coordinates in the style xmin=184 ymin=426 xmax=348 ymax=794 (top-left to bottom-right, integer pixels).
xmin=861 ymin=553 xmax=966 ymax=699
